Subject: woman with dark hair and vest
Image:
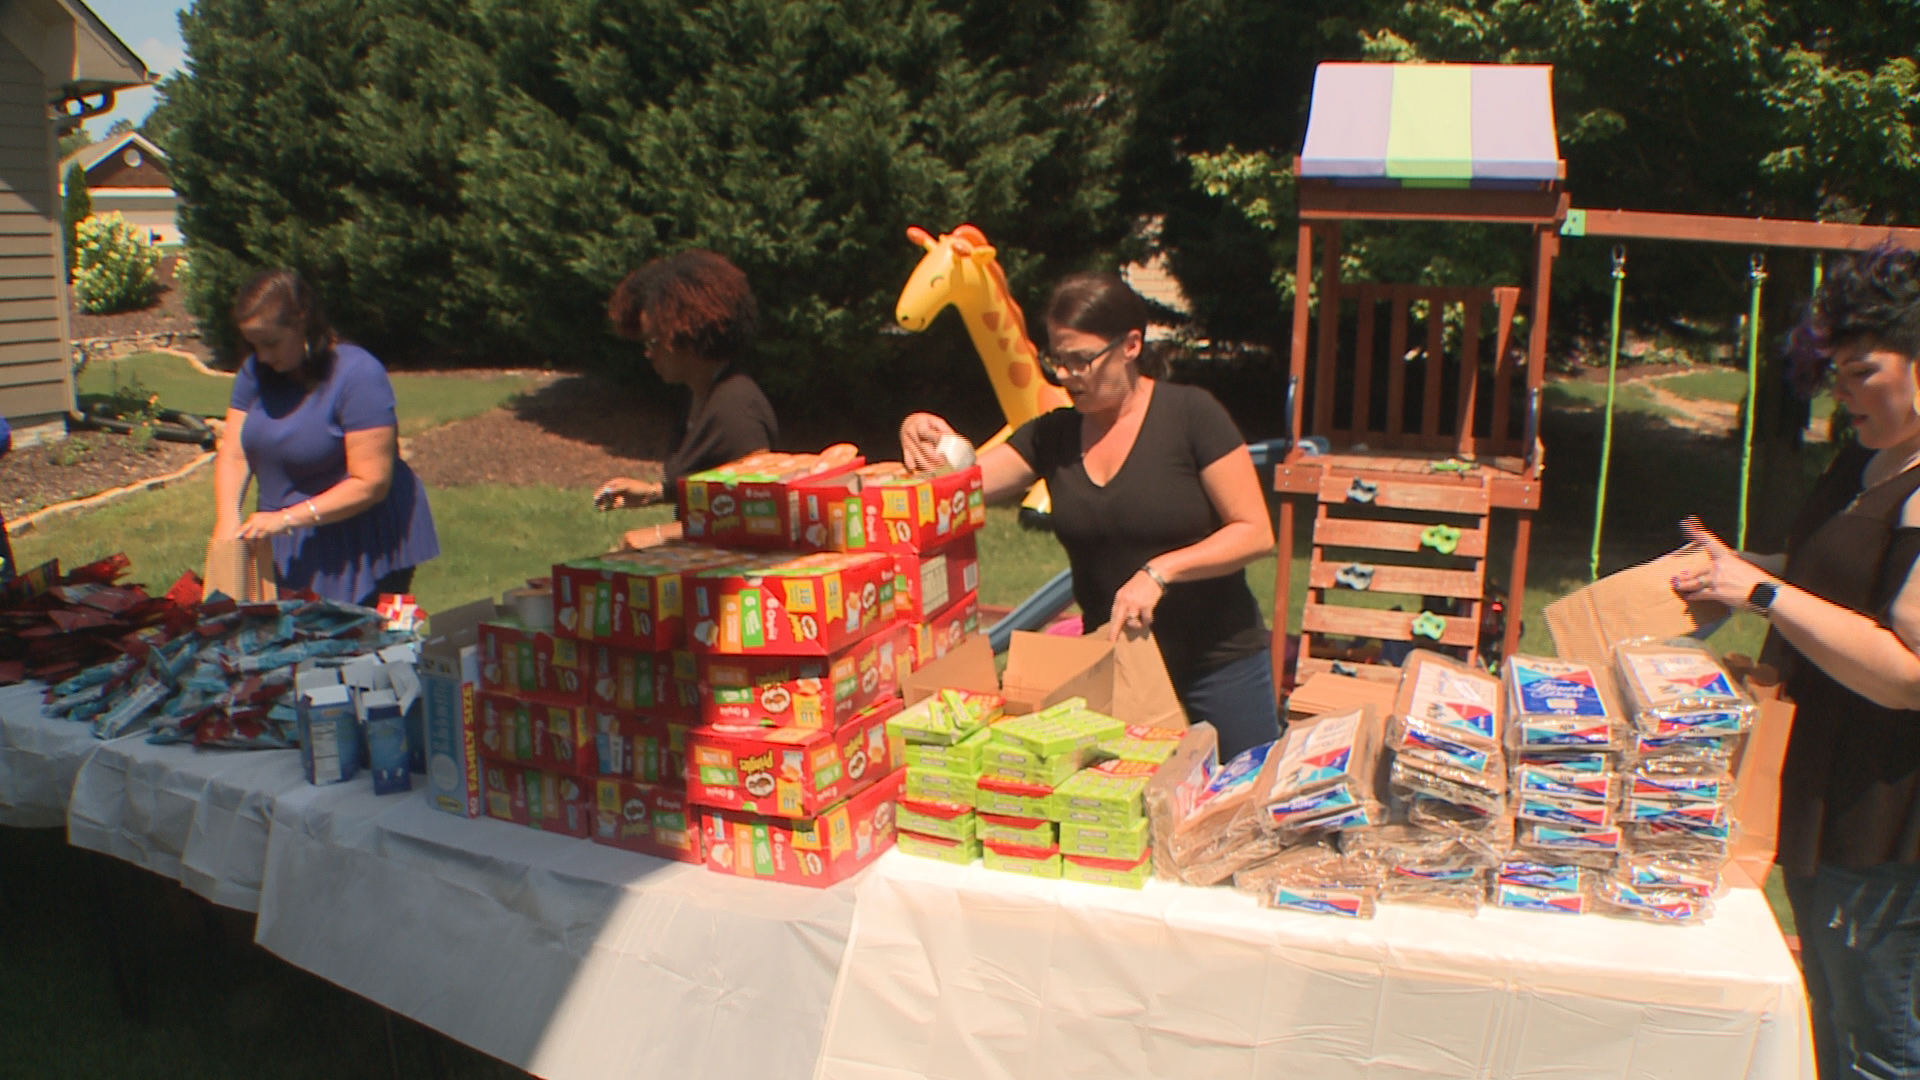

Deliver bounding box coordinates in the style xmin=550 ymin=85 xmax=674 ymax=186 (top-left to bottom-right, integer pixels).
xmin=899 ymin=272 xmax=1279 ymax=761
xmin=594 ymin=250 xmax=779 ymax=550
xmin=215 ymin=269 xmax=439 ymax=605
xmin=1677 ymin=243 xmax=1920 ymax=1079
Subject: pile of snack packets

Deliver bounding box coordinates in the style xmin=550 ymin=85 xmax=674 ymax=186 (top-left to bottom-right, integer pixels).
xmin=889 ymin=691 xmax=1176 ymax=887
xmin=464 ymin=447 xmax=988 ymax=887
xmin=1138 ymin=641 xmax=1755 ymax=922
xmin=16 ymin=556 xmax=422 ymax=753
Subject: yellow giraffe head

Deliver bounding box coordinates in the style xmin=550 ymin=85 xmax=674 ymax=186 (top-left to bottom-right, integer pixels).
xmin=895 ymin=224 xmax=1065 ymax=429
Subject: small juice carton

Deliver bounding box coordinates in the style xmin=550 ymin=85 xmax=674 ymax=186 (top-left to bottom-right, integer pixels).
xmin=298 ymin=684 xmax=359 ymax=786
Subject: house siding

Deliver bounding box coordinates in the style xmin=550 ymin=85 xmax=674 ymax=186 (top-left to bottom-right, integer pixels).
xmin=0 ymin=36 xmax=70 ymax=425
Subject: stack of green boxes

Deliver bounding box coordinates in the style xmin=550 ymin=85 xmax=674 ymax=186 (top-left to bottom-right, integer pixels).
xmin=889 ymin=689 xmax=1004 ymax=863
xmin=976 ymin=699 xmax=1126 ymax=879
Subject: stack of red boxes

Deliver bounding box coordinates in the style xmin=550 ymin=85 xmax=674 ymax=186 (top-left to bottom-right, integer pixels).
xmin=791 ymin=463 xmax=986 ymax=669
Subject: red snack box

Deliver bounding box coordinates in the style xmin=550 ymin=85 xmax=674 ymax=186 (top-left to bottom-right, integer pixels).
xmin=477 ymin=623 xmax=587 ymax=701
xmin=680 ymin=448 xmax=865 ymax=548
xmin=476 ymin=692 xmax=599 ymax=777
xmin=796 ymin=464 xmax=986 ymax=553
xmin=700 ymin=769 xmax=905 ymax=887
xmin=528 ymin=770 xmax=595 ymax=838
xmin=591 ymin=708 xmax=689 ymax=784
xmin=699 ymin=623 xmax=910 ymax=729
xmin=686 ymin=698 xmax=901 ymax=817
xmin=688 ymin=551 xmax=898 ymax=657
xmin=895 ymin=534 xmax=978 ymax=621
xmin=910 ymin=592 xmax=981 ymax=670
xmin=482 ymin=759 xmax=531 ymax=826
xmin=584 ymin=644 xmax=696 ymax=719
xmin=552 ymin=544 xmax=747 ymax=649
xmin=592 ymin=779 xmax=704 ymax=863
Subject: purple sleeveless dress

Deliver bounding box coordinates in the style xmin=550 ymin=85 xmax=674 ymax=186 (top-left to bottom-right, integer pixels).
xmin=231 ymin=344 xmax=440 ymax=603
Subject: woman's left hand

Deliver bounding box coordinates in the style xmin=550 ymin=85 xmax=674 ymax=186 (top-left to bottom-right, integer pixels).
xmin=234 ymin=510 xmax=297 ymax=540
xmin=1108 ymin=569 xmax=1166 ymax=640
xmin=1672 ymin=516 xmax=1773 ymax=608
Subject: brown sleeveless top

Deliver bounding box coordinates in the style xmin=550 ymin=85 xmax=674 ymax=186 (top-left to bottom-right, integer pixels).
xmin=1766 ymin=441 xmax=1920 ymax=877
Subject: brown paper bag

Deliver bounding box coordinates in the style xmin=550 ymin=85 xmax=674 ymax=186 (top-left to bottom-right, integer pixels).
xmin=1111 ymin=629 xmax=1187 ymax=730
xmin=203 ymin=534 xmax=279 ymax=603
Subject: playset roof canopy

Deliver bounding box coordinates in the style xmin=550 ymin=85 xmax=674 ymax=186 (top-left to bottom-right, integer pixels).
xmin=1300 ymin=63 xmax=1562 ymax=186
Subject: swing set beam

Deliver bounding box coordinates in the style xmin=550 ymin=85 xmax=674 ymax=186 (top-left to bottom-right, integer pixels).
xmin=1565 ymin=208 xmax=1920 ymax=252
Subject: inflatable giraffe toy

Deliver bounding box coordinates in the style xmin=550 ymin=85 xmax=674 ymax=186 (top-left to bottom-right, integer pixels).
xmin=896 ymin=224 xmax=1072 ymax=522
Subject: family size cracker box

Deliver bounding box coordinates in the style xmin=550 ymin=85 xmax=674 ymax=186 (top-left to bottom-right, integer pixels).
xmin=592 ymin=780 xmax=704 ymax=864
xmin=910 ymin=592 xmax=980 ymax=671
xmin=700 ymin=769 xmax=905 ymax=887
xmin=688 ymin=550 xmax=899 ymax=657
xmin=552 ymin=543 xmax=746 ymax=650
xmin=795 ymin=463 xmax=986 ymax=553
xmin=420 ymin=598 xmax=495 ymax=818
xmin=477 ymin=621 xmax=586 ymax=701
xmin=697 ymin=624 xmax=909 ymax=729
xmin=476 ymin=691 xmax=599 ymax=777
xmin=686 ymin=698 xmax=900 ymax=817
xmin=680 ymin=448 xmax=865 ymax=547
xmin=895 ymin=534 xmax=979 ymax=621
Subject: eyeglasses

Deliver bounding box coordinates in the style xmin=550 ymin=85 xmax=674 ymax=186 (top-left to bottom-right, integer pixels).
xmin=1039 ymin=335 xmax=1126 ymax=380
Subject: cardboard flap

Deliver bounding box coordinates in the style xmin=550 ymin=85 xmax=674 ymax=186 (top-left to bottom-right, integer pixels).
xmin=419 ymin=598 xmax=501 ymax=661
xmin=1288 ymin=672 xmax=1399 ymax=719
xmin=1004 ymin=631 xmax=1114 ymax=715
xmin=1543 ymin=549 xmax=1730 ymax=665
xmin=900 ymin=634 xmax=999 ymax=706
xmin=1111 ymin=630 xmax=1188 ymax=730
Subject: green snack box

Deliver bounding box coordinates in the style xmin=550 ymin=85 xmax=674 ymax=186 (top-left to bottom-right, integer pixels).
xmin=1062 ymin=852 xmax=1153 ymax=889
xmin=1048 ymin=764 xmax=1151 ymax=830
xmin=1099 ymin=726 xmax=1185 ymax=765
xmin=1059 ymin=817 xmax=1150 ymax=861
xmin=977 ymin=812 xmax=1056 ymax=848
xmin=974 ymin=776 xmax=1052 ymax=819
xmin=897 ymin=798 xmax=977 ymax=843
xmin=978 ymin=747 xmax=1090 ymax=788
xmin=904 ymin=725 xmax=993 ymax=775
xmin=905 ymin=766 xmax=977 ymax=807
xmin=898 ymin=830 xmax=981 ymax=865
xmin=989 ymin=707 xmax=1126 ymax=760
xmin=982 ymin=841 xmax=1063 ymax=878
xmin=887 ymin=688 xmax=1003 ymax=747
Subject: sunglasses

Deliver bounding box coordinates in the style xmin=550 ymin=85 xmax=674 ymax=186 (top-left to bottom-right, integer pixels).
xmin=1039 ymin=335 xmax=1126 ymax=380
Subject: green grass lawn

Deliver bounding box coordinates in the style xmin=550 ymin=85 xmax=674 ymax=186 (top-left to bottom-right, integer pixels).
xmin=77 ymin=351 xmax=544 ymax=436
xmin=1653 ymin=367 xmax=1752 ymax=403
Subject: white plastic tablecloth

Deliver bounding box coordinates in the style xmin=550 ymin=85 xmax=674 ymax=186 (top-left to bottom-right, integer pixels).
xmin=816 ymin=852 xmax=1814 ymax=1080
xmin=0 ymin=681 xmax=97 ymax=827
xmin=256 ymin=785 xmax=857 ymax=1080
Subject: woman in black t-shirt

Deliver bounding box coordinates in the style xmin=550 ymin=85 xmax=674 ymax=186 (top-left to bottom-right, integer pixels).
xmin=901 ymin=273 xmax=1280 ymax=758
xmin=595 ymin=250 xmax=779 ymax=549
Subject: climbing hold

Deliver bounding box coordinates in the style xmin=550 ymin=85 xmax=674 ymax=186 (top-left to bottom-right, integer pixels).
xmin=1331 ymin=661 xmax=1360 ymax=677
xmin=1420 ymin=524 xmax=1461 ymax=555
xmin=1429 ymin=459 xmax=1477 ymax=475
xmin=1346 ymin=478 xmax=1379 ymax=504
xmin=1334 ymin=563 xmax=1376 ymax=591
xmin=1411 ymin=611 xmax=1448 ymax=641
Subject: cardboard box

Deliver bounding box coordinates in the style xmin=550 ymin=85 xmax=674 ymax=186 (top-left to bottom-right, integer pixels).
xmin=552 ymin=544 xmax=746 ymax=650
xmin=686 ymin=698 xmax=901 ymax=817
xmin=419 ymin=598 xmax=497 ymax=817
xmin=795 ymin=464 xmax=986 ymax=553
xmin=700 ymin=769 xmax=904 ymax=887
xmin=901 ymin=632 xmax=1115 ymax=716
xmin=698 ymin=624 xmax=910 ymax=729
xmin=591 ymin=709 xmax=688 ymax=784
xmin=482 ymin=758 xmax=531 ymax=826
xmin=688 ymin=551 xmax=898 ymax=657
xmin=1287 ymin=672 xmax=1399 ymax=722
xmin=680 ymin=450 xmax=865 ymax=547
xmin=528 ymin=770 xmax=595 ymax=838
xmin=585 ymin=643 xmax=695 ymax=719
xmin=592 ymin=779 xmax=704 ymax=863
xmin=910 ymin=592 xmax=981 ymax=670
xmin=476 ymin=692 xmax=599 ymax=777
xmin=895 ymin=534 xmax=979 ymax=621
xmin=477 ymin=622 xmax=587 ymax=701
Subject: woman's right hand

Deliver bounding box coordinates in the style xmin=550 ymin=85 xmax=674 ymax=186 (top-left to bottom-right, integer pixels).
xmin=594 ymin=477 xmax=665 ymax=511
xmin=900 ymin=412 xmax=957 ymax=472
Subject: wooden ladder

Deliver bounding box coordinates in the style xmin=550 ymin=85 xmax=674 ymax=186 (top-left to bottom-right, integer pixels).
xmin=1295 ymin=468 xmax=1492 ymax=683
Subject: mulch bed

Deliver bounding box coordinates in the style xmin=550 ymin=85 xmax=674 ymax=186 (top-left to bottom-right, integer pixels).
xmin=405 ymin=375 xmax=678 ymax=489
xmin=70 ymin=256 xmax=206 ymax=353
xmin=1 ymin=431 xmax=205 ymax=519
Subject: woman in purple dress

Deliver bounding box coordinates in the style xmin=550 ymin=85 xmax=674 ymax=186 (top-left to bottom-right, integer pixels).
xmin=214 ymin=270 xmax=439 ymax=605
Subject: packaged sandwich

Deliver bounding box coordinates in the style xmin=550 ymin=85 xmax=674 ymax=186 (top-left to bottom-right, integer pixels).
xmin=1393 ymin=650 xmax=1503 ymax=746
xmin=1234 ymin=843 xmax=1383 ymax=918
xmin=1593 ymin=878 xmax=1713 ymax=923
xmin=1259 ymin=706 xmax=1386 ymax=834
xmin=1505 ymin=655 xmax=1625 ymax=752
xmin=1612 ymin=640 xmax=1756 ymax=739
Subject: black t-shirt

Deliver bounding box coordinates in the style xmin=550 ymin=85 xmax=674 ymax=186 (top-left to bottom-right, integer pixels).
xmin=1005 ymin=381 xmax=1268 ymax=681
xmin=665 ymin=368 xmax=779 ymax=517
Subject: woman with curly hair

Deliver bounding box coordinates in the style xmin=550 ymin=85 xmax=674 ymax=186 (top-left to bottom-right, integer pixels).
xmin=1676 ymin=243 xmax=1920 ymax=1078
xmin=594 ymin=250 xmax=778 ymax=549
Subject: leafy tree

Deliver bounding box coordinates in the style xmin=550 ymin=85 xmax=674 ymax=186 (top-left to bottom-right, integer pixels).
xmin=105 ymin=118 xmax=135 ymax=137
xmin=61 ymin=161 xmax=90 ymax=280
xmin=150 ymin=0 xmax=1147 ymax=426
xmin=57 ymin=124 xmax=91 ymax=159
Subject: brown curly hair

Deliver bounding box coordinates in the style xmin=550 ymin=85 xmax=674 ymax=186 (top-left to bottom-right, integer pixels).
xmin=608 ymin=250 xmax=757 ymax=364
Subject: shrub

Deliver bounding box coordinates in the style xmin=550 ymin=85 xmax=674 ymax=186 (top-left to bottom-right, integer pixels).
xmin=74 ymin=212 xmax=162 ymax=314
xmin=62 ymin=161 xmax=89 ymax=280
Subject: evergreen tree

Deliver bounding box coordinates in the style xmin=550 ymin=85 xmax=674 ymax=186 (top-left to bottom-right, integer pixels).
xmin=61 ymin=161 xmax=90 ymax=280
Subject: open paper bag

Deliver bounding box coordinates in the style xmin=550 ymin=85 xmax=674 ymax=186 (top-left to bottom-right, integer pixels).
xmin=203 ymin=535 xmax=279 ymax=603
xmin=1111 ymin=628 xmax=1188 ymax=731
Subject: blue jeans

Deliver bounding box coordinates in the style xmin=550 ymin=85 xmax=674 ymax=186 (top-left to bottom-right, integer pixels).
xmin=1787 ymin=862 xmax=1920 ymax=1079
xmin=1173 ymin=651 xmax=1282 ymax=762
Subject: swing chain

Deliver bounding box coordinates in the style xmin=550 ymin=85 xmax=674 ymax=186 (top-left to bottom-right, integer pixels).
xmin=1749 ymin=252 xmax=1768 ymax=283
xmin=1611 ymin=245 xmax=1626 ymax=277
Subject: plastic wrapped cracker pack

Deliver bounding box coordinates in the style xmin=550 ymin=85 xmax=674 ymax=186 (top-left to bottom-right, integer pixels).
xmin=1612 ymin=640 xmax=1756 ymax=739
xmin=1162 ymin=736 xmax=1293 ymax=886
xmin=1594 ymin=877 xmax=1713 ymax=923
xmin=1407 ymin=795 xmax=1513 ymax=859
xmin=1388 ymin=756 xmax=1505 ymax=815
xmin=1259 ymin=706 xmax=1385 ymax=834
xmin=1394 ymin=650 xmax=1503 ymax=745
xmin=1492 ymin=882 xmax=1592 ymax=915
xmin=1381 ymin=866 xmax=1486 ymax=913
xmin=1505 ymin=655 xmax=1626 ymax=752
xmin=1234 ymin=843 xmax=1384 ymax=918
